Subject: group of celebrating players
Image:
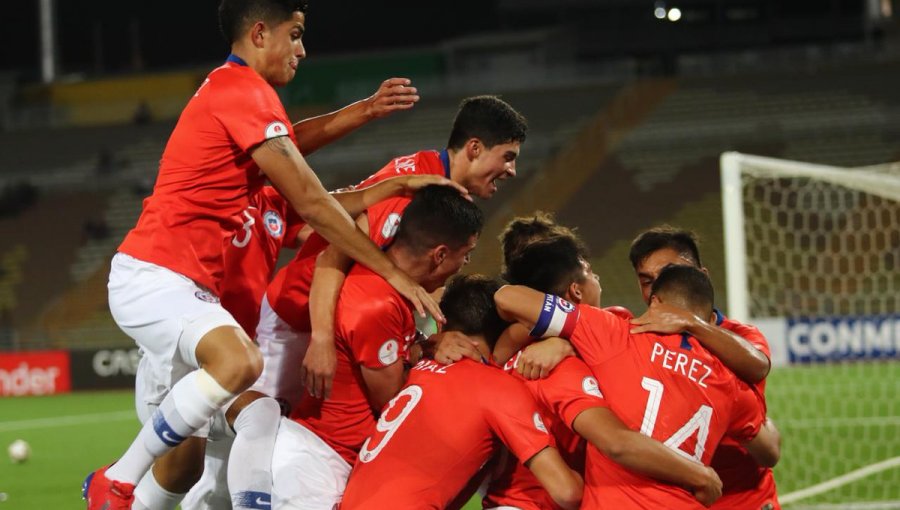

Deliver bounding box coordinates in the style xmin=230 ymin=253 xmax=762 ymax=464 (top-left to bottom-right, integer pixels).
xmin=81 ymin=0 xmax=783 ymax=509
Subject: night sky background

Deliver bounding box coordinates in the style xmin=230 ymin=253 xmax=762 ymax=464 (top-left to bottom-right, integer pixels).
xmin=1 ymin=0 xmax=502 ymax=80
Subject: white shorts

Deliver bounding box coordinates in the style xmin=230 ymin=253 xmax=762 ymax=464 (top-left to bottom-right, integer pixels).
xmin=252 ymin=296 xmax=310 ymax=414
xmin=181 ymin=434 xmax=234 ymax=510
xmin=109 ymin=253 xmax=240 ymax=421
xmin=271 ymin=418 xmax=351 ymax=510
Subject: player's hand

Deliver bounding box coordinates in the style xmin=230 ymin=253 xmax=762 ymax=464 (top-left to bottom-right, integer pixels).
xmin=629 ymin=300 xmax=700 ymax=335
xmin=385 ymin=271 xmax=446 ymax=323
xmin=364 ymin=78 xmax=419 ymax=119
xmin=395 ymin=175 xmax=471 ymax=201
xmin=691 ymin=466 xmax=723 ymax=507
xmin=300 ymin=335 xmax=337 ymax=399
xmin=432 ymin=331 xmax=481 ymax=364
xmin=516 ymin=337 xmax=574 ymax=380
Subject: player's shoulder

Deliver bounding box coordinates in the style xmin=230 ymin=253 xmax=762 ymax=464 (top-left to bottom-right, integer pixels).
xmin=717 ymin=311 xmax=771 ymax=351
xmin=342 ymin=267 xmax=409 ymax=312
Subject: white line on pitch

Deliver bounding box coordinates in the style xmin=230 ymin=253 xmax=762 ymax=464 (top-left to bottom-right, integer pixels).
xmin=788 ymin=501 xmax=900 ymax=510
xmin=0 ymin=410 xmax=135 ymax=432
xmin=781 ymin=456 xmax=900 ymax=505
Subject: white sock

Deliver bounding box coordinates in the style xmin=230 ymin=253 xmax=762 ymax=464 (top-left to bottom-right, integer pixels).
xmin=107 ymin=369 xmax=233 ymax=484
xmin=228 ymin=397 xmax=281 ymax=509
xmin=133 ymin=469 xmax=185 ymax=510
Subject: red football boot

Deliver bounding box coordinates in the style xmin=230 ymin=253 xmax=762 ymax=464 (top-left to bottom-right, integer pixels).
xmin=82 ymin=465 xmax=135 ymax=510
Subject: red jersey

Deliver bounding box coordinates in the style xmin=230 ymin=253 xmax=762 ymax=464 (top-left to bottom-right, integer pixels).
xmin=119 ymin=60 xmax=296 ymax=294
xmin=340 ymin=358 xmax=551 ymax=510
xmin=534 ymin=296 xmax=765 ymax=509
xmin=265 ymin=149 xmax=448 ymax=331
xmin=484 ymin=354 xmax=604 ymax=510
xmin=290 ymin=264 xmax=417 ymax=465
xmin=220 ymin=186 xmax=304 ymax=336
xmin=710 ymin=311 xmax=780 ymax=510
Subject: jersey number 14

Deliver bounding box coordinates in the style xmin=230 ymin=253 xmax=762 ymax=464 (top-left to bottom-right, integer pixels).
xmin=640 ymin=377 xmax=713 ymax=462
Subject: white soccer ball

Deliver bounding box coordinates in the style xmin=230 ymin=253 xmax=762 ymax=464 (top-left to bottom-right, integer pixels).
xmin=7 ymin=439 xmax=30 ymax=463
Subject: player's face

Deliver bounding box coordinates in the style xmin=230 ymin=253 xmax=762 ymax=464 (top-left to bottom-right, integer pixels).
xmin=578 ymin=258 xmax=602 ymax=307
xmin=634 ymin=247 xmax=699 ymax=304
xmin=464 ymin=141 xmax=520 ymax=199
xmin=429 ymin=235 xmax=478 ymax=292
xmin=261 ymin=11 xmax=306 ymax=87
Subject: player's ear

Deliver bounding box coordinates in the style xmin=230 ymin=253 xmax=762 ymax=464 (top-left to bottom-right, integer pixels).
xmin=566 ymin=280 xmax=582 ymax=304
xmin=466 ymin=138 xmax=482 ymax=161
xmin=432 ymin=245 xmax=449 ymax=267
xmin=251 ymin=21 xmax=267 ymax=48
xmin=700 ymin=266 xmax=710 ymax=277
xmin=649 ymin=294 xmax=662 ymax=306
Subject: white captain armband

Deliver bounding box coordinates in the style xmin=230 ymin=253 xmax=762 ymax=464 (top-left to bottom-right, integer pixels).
xmin=529 ymin=293 xmax=579 ymax=339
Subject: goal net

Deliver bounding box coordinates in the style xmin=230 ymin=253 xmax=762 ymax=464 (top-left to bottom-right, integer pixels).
xmin=720 ymin=152 xmax=900 ymax=509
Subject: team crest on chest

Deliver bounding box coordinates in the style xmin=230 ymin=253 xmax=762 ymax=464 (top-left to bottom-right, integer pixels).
xmin=381 ymin=213 xmax=402 ymax=240
xmin=263 ymin=210 xmax=285 ymax=238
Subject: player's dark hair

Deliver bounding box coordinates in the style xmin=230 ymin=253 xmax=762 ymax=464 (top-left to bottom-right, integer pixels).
xmin=499 ymin=211 xmax=578 ymax=276
xmin=650 ymin=265 xmax=714 ymax=317
xmin=629 ymin=225 xmax=702 ymax=270
xmin=505 ymin=235 xmax=589 ymax=297
xmin=394 ymin=185 xmax=484 ymax=253
xmin=440 ymin=274 xmax=509 ymax=350
xmin=446 ymin=96 xmax=528 ymax=150
xmin=219 ymin=0 xmax=308 ymax=46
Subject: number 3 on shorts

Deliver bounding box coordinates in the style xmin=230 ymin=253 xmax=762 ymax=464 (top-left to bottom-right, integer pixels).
xmin=358 ymin=385 xmax=423 ymax=463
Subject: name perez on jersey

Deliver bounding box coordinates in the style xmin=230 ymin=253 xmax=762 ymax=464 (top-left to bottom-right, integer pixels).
xmin=649 ymin=342 xmax=713 ymax=388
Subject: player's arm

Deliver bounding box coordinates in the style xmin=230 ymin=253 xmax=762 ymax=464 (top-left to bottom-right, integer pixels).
xmin=251 ymin=136 xmax=443 ymax=321
xmin=630 ymin=300 xmax=770 ymax=384
xmin=741 ymin=417 xmax=781 ymax=468
xmin=360 ymin=361 xmax=407 ymax=412
xmin=292 ymin=77 xmax=419 ymax=155
xmin=493 ymin=285 xmax=553 ymax=329
xmin=572 ymin=407 xmax=722 ymax=506
xmin=523 ymin=447 xmax=583 ymax=510
xmin=330 ymin=175 xmax=468 ymax=219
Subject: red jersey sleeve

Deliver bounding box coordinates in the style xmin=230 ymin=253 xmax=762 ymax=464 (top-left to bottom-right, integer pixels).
xmin=341 ymin=294 xmax=412 ymax=370
xmin=726 ymin=381 xmax=766 ymax=443
xmin=211 ymin=71 xmax=293 ymax=152
xmin=721 ymin=318 xmax=772 ymax=361
xmin=536 ymin=357 xmax=607 ymax=429
xmin=567 ymin=305 xmax=632 ymax=367
xmin=483 ymin=373 xmax=552 ymax=464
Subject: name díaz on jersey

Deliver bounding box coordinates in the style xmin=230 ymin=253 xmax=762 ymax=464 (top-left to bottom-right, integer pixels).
xmin=412 ymin=359 xmax=451 ymax=374
xmin=650 ymin=342 xmax=713 ymax=388
xmin=786 ymin=315 xmax=900 ymax=363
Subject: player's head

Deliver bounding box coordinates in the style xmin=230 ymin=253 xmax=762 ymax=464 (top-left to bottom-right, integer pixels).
xmin=219 ymin=0 xmax=308 ymax=86
xmin=499 ymin=211 xmax=578 ymax=277
xmin=505 ymin=235 xmax=601 ymax=307
xmin=649 ymin=265 xmax=714 ymax=319
xmin=446 ymin=96 xmax=528 ymax=199
xmin=629 ymin=226 xmax=705 ymax=305
xmin=440 ymin=274 xmax=508 ymax=351
xmin=393 ymin=185 xmax=484 ymax=292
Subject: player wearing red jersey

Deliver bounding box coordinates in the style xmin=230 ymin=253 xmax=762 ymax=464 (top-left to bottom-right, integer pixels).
xmin=82 ymin=1 xmax=449 ymax=509
xmin=339 ymin=274 xmax=583 ymax=510
xmin=483 ymin=236 xmax=723 ymax=510
xmin=266 ymin=185 xmax=483 ymax=509
xmin=495 ymin=250 xmax=779 ymax=509
xmin=628 ymin=226 xmax=781 ymax=510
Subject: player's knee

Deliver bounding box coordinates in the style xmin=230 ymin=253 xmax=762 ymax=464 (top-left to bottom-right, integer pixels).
xmin=209 ymin=344 xmax=263 ymax=393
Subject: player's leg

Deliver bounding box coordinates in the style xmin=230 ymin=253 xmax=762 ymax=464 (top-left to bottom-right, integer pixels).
xmin=271 ymin=418 xmax=352 ymax=510
xmin=133 ymin=437 xmax=206 ymax=510
xmin=225 ymin=391 xmax=281 ymax=509
xmin=85 ymin=254 xmax=259 ymax=509
xmin=181 ymin=415 xmax=235 ymax=510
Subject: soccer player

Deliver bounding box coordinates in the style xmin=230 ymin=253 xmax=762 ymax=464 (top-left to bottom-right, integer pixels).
xmin=483 ymin=235 xmax=723 ymax=509
xmin=268 ymin=185 xmax=483 ymax=509
xmin=495 ymin=261 xmax=779 ymax=509
xmin=339 ymin=274 xmax=584 ymax=510
xmin=82 ymin=1 xmax=446 ymax=509
xmin=628 ymin=226 xmax=781 ymax=509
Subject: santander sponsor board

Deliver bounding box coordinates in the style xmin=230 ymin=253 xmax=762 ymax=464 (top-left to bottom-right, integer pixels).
xmin=0 ymin=351 xmax=71 ymax=396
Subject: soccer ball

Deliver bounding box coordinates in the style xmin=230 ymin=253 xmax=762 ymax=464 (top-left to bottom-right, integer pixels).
xmin=7 ymin=439 xmax=30 ymax=463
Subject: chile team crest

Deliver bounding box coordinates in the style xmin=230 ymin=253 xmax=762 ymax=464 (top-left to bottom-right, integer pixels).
xmin=263 ymin=210 xmax=285 ymax=239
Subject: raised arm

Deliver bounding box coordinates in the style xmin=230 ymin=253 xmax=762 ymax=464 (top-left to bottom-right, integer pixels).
xmin=572 ymin=407 xmax=722 ymax=506
xmin=252 ymin=136 xmax=441 ymax=320
xmin=493 ymin=285 xmax=551 ymax=328
xmin=630 ymin=300 xmax=770 ymax=383
xmin=293 ymin=77 xmax=419 ymax=155
xmin=330 ymin=175 xmax=468 ymax=220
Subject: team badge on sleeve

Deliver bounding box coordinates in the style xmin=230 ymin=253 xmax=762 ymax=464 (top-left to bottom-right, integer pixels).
xmin=582 ymin=376 xmax=603 ymax=398
xmin=381 ymin=213 xmax=402 ymax=240
xmin=264 ymin=121 xmax=289 ymax=140
xmin=529 ymin=294 xmax=579 ymax=339
xmin=378 ymin=339 xmax=400 ymax=366
xmin=263 ymin=210 xmax=285 ymax=239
